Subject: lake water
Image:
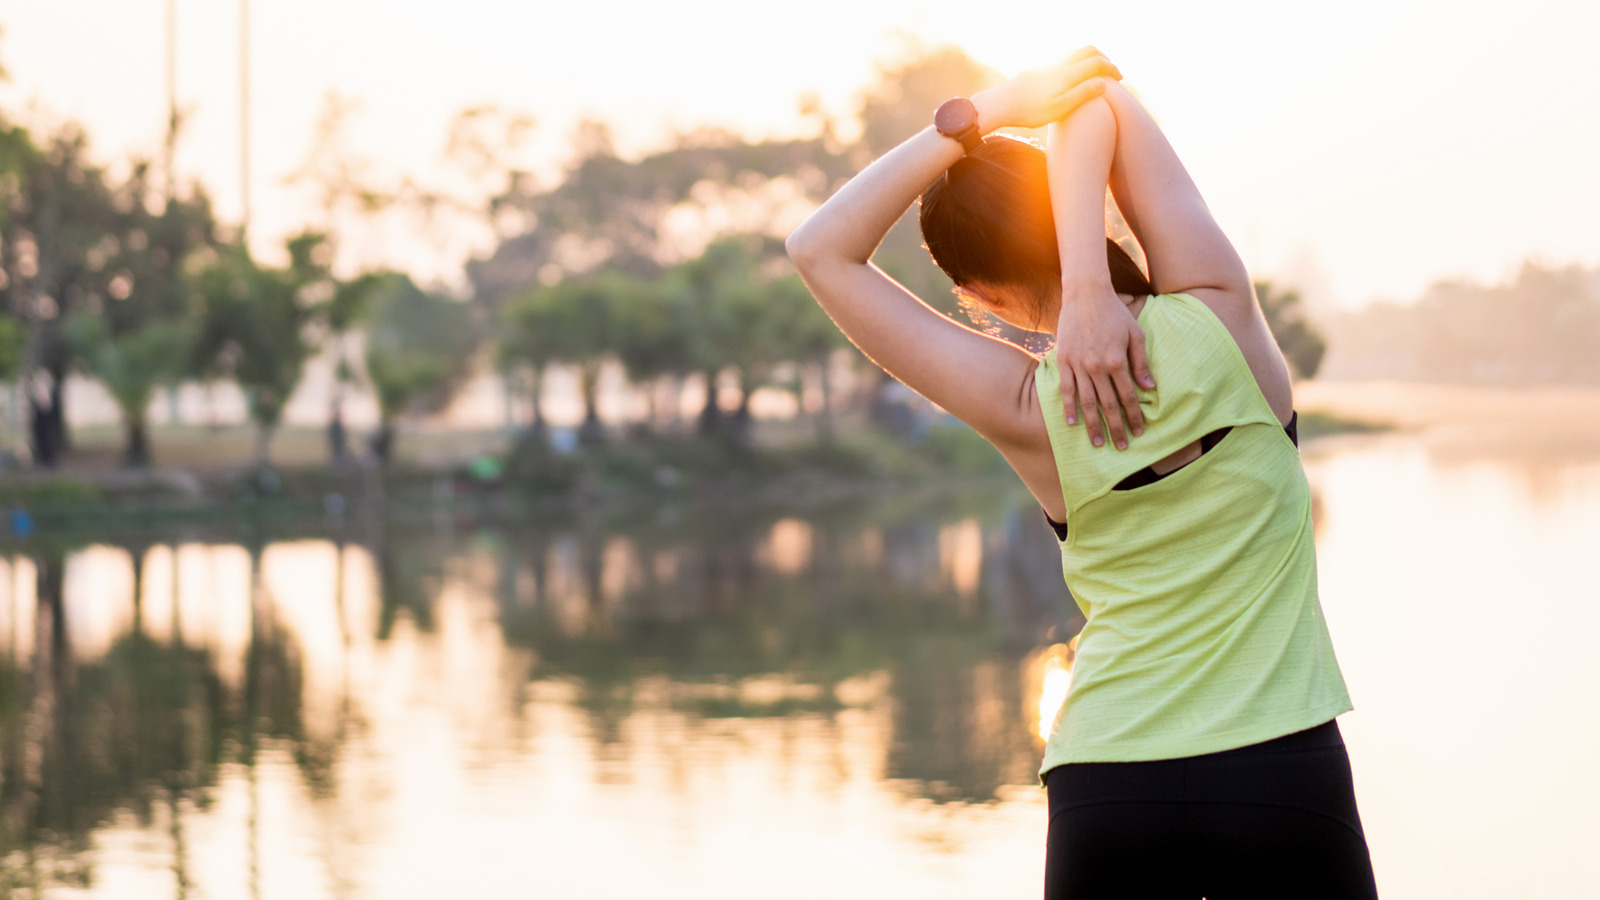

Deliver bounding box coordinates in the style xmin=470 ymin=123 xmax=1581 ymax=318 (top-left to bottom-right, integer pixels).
xmin=0 ymin=428 xmax=1595 ymax=899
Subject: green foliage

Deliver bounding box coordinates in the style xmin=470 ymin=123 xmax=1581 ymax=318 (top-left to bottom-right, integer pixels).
xmin=667 ymin=235 xmax=840 ymax=385
xmin=0 ymin=475 xmax=102 ymax=508
xmin=501 ymin=272 xmax=626 ymax=436
xmin=921 ymin=421 xmax=1010 ymax=473
xmin=1255 ymin=281 xmax=1327 ymax=380
xmin=363 ymin=273 xmax=476 ymax=425
xmin=62 ymin=315 xmax=191 ymax=466
xmin=668 ymin=237 xmax=779 ymax=382
xmin=611 ymin=275 xmax=690 ymax=384
xmin=0 ymin=315 xmax=23 ymax=381
xmin=326 ymin=269 xmax=385 ymax=334
xmin=0 ymin=104 xmax=220 ymax=464
xmin=285 ymin=228 xmax=334 ymax=286
xmin=194 ymin=247 xmax=315 ymax=449
xmin=0 ymin=41 xmax=1050 ymax=477
xmin=63 ymin=315 xmax=190 ymax=420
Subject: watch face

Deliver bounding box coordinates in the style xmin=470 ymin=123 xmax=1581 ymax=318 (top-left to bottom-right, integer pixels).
xmin=935 ymin=98 xmax=978 ymax=136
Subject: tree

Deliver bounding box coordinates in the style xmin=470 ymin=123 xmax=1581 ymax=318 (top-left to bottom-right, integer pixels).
xmin=62 ymin=316 xmax=190 ymax=467
xmin=0 ymin=108 xmax=217 ymax=467
xmin=193 ymin=246 xmax=316 ymax=467
xmin=610 ymin=274 xmax=693 ymax=433
xmin=501 ymin=276 xmax=622 ymax=445
xmin=362 ymin=273 xmax=476 ymax=463
xmin=285 ymin=96 xmax=400 ymax=463
xmin=498 ymin=289 xmax=563 ymax=442
xmin=318 ymin=268 xmax=383 ymax=462
xmin=768 ymin=270 xmax=848 ymax=441
xmin=466 ymin=124 xmax=857 ymax=316
xmin=666 ymin=236 xmax=803 ymax=444
xmin=87 ymin=163 xmax=217 ymax=466
xmin=463 ymin=44 xmax=1003 ymax=439
xmin=0 ymin=118 xmax=119 ymax=466
xmin=1255 ymin=281 xmax=1327 ymax=380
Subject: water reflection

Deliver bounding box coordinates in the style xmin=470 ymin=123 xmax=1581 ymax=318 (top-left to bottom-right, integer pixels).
xmin=0 ymin=538 xmax=328 ymax=898
xmin=3 ymin=434 xmax=1598 ymax=897
xmin=0 ymin=489 xmax=1078 ymax=896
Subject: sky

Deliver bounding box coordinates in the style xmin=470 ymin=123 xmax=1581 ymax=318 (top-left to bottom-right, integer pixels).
xmin=2 ymin=0 xmax=1597 ymax=310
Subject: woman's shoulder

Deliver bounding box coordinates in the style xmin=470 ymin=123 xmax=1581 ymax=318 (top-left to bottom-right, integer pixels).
xmin=1136 ymin=291 xmax=1233 ymax=338
xmin=1144 ymin=289 xmax=1296 ymax=426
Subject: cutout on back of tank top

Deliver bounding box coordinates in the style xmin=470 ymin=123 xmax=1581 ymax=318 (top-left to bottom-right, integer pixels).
xmin=1112 ymin=426 xmax=1234 ymax=491
xmin=1046 ymin=414 xmax=1298 ymax=540
xmin=1046 ymin=427 xmax=1235 ymax=542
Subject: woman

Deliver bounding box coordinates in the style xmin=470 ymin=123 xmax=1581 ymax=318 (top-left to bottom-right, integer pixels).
xmin=786 ymin=50 xmax=1379 ymax=898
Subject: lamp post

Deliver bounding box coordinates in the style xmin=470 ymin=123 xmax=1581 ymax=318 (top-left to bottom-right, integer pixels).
xmin=239 ymin=0 xmax=251 ymax=242
xmin=165 ymin=0 xmax=177 ymax=201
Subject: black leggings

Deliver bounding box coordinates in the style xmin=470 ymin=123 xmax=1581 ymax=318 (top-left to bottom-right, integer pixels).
xmin=1044 ymin=720 xmax=1379 ymax=899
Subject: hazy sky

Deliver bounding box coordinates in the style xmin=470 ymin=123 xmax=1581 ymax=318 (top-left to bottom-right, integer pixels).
xmin=2 ymin=0 xmax=1596 ymax=309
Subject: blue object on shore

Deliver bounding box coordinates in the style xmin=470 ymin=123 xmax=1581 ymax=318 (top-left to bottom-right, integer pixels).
xmin=10 ymin=506 xmax=34 ymax=539
xmin=550 ymin=427 xmax=579 ymax=456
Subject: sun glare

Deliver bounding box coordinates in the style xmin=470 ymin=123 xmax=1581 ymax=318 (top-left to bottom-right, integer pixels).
xmin=1033 ymin=638 xmax=1077 ymax=741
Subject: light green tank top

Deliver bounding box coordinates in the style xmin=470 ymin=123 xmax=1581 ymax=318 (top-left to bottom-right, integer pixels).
xmin=1034 ymin=293 xmax=1351 ymax=775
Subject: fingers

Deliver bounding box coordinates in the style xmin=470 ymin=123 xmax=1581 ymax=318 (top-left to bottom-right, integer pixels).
xmin=1074 ymin=370 xmax=1106 ymax=448
xmin=1050 ymin=77 xmax=1109 ymax=121
xmin=1128 ymin=328 xmax=1155 ymax=390
xmin=1062 ymin=46 xmax=1113 ymax=71
xmin=1110 ymin=368 xmax=1145 ymax=440
xmin=1092 ymin=373 xmax=1128 ymax=450
xmin=1059 ymin=360 xmax=1080 ymax=427
xmin=1057 ymin=50 xmax=1121 ymax=83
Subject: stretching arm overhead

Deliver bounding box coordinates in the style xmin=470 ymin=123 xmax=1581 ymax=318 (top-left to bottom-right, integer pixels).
xmin=1044 ymin=98 xmax=1155 ymax=451
xmin=1098 ymin=81 xmax=1294 ymax=422
xmin=785 ymin=51 xmax=1119 ymax=448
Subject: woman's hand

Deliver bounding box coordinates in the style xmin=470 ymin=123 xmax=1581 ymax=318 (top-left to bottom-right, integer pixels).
xmin=1044 ymin=92 xmax=1153 ymax=451
xmin=974 ymin=48 xmax=1122 ymax=133
xmin=1054 ymin=285 xmax=1155 ymax=449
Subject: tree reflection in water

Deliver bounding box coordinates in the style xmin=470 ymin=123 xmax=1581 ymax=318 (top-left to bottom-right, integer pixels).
xmin=0 ymin=535 xmax=338 ymax=895
xmin=0 ymin=486 xmax=1084 ymax=893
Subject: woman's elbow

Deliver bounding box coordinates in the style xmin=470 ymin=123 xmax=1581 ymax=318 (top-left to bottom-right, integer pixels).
xmin=785 ymin=224 xmax=820 ymax=271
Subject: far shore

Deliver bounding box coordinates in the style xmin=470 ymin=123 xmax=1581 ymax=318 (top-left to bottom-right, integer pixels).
xmin=1 ymin=380 xmax=1596 ymax=532
xmin=1294 ymin=380 xmax=1600 ymax=462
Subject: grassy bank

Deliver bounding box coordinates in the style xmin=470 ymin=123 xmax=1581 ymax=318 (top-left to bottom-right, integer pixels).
xmin=0 ymin=418 xmax=1018 ymax=531
xmin=0 ymin=405 xmax=1393 ymax=534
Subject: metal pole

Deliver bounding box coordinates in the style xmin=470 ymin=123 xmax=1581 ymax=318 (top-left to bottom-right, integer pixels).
xmin=165 ymin=0 xmax=190 ymax=428
xmin=165 ymin=0 xmax=178 ymax=201
xmin=239 ymin=0 xmax=251 ymax=242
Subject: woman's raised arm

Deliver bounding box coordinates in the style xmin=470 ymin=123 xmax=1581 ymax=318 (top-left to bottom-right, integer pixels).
xmin=785 ymin=52 xmax=1118 ymax=447
xmin=1098 ymin=81 xmax=1294 ymax=422
xmin=1044 ymin=97 xmax=1155 ymax=451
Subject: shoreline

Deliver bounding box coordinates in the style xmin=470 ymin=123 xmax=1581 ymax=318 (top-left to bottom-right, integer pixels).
xmin=32 ymin=377 xmax=1590 ymax=533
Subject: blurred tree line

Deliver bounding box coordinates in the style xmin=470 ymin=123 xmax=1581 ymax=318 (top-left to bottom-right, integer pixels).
xmin=1316 ymin=262 xmax=1600 ymax=385
xmin=0 ymin=43 xmax=1002 ymax=472
xmin=0 ymin=37 xmax=1352 ymax=475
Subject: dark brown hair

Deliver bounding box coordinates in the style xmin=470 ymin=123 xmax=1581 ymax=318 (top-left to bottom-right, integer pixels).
xmin=919 ymin=134 xmax=1152 ymax=326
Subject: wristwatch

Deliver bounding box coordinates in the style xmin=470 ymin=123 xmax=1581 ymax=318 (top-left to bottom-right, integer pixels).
xmin=934 ymin=98 xmax=983 ymax=155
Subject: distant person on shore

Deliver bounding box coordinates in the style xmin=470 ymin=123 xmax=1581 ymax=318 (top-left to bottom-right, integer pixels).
xmin=786 ymin=49 xmax=1378 ymax=897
